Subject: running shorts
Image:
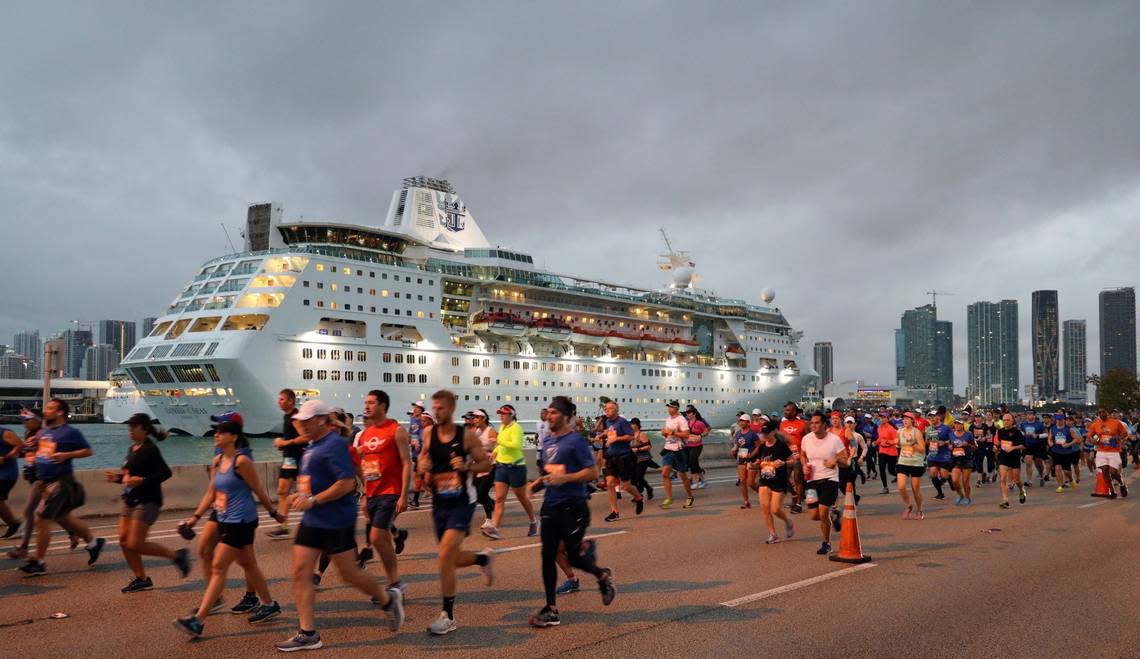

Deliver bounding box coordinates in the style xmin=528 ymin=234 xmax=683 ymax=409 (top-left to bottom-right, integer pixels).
xmin=218 ymin=520 xmax=258 ymax=549
xmin=758 ymin=477 xmax=788 ymax=493
xmin=38 ymin=476 xmax=85 ymax=521
xmin=896 ymin=464 xmax=926 ymax=478
xmin=1025 ymin=444 xmax=1048 ymax=460
xmin=997 ymin=452 xmax=1023 ymax=469
xmin=1051 ymin=452 xmax=1078 ymax=468
xmin=661 ymin=449 xmax=689 ymax=473
xmin=366 ymin=494 xmax=398 ymax=530
xmin=950 ymin=457 xmax=973 ymax=471
xmin=120 ymin=500 xmax=162 ymax=525
xmin=278 ymin=467 xmax=299 ymax=481
xmin=1095 ymin=452 xmax=1122 ymax=470
xmin=432 ymin=502 xmax=476 ymax=541
xmin=0 ymin=478 xmax=14 ymax=501
xmin=805 ymin=479 xmax=839 ymax=509
xmin=294 ymin=524 xmax=357 ymax=555
xmin=493 ymin=463 xmax=528 ymax=488
xmin=604 ymin=454 xmax=636 ymax=482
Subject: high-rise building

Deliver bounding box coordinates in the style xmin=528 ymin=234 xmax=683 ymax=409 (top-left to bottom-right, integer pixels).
xmin=966 ymin=300 xmax=1019 ymax=406
xmin=894 ymin=329 xmax=906 ymax=385
xmin=12 ymin=330 xmax=41 ymax=376
xmin=1031 ymin=290 xmax=1059 ymax=401
xmin=1063 ymin=319 xmax=1087 ymax=404
xmin=1099 ymin=287 xmax=1136 ymax=376
xmin=82 ymin=344 xmax=119 ymax=381
xmin=813 ymin=342 xmax=834 ymax=386
xmin=141 ymin=317 xmax=158 ymax=338
xmin=98 ymin=320 xmax=137 ymax=362
xmin=0 ymin=352 xmax=37 ymax=379
xmin=899 ymin=304 xmax=953 ymax=404
xmin=59 ymin=329 xmax=93 ymax=378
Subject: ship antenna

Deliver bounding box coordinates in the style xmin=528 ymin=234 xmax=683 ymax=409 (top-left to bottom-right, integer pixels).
xmin=220 ymin=222 xmax=238 ymax=254
xmin=659 ymin=227 xmax=675 ymax=254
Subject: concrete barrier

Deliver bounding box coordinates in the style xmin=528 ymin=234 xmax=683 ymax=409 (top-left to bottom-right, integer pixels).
xmin=18 ymin=445 xmax=737 ymax=519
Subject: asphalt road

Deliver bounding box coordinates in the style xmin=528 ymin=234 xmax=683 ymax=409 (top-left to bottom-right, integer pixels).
xmin=2 ymin=464 xmax=1138 ymax=658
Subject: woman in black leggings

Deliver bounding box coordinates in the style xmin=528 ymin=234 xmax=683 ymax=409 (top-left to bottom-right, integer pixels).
xmin=629 ymin=418 xmax=654 ymax=499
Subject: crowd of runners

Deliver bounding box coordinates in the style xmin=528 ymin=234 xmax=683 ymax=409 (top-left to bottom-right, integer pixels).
xmin=0 ymin=392 xmax=1136 ymax=650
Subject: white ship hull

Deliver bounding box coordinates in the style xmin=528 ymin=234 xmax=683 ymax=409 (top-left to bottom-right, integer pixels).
xmin=103 ymin=371 xmax=158 ymax=423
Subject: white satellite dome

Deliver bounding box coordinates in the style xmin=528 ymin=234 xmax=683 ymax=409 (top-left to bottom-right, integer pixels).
xmin=760 ymin=288 xmax=776 ymax=304
xmin=671 ymin=265 xmax=695 ymax=289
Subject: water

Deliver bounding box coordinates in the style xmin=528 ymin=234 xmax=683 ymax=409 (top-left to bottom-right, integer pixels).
xmin=3 ymin=424 xmax=730 ymax=470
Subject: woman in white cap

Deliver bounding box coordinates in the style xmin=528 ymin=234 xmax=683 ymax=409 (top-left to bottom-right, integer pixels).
xmin=464 ymin=409 xmax=497 ymax=529
xmin=729 ymin=414 xmax=759 ymax=508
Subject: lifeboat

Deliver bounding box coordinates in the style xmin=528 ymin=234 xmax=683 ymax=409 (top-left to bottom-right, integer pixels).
xmin=529 ymin=317 xmax=572 ymax=343
xmin=470 ymin=311 xmax=530 ymax=338
xmin=605 ymin=331 xmax=642 ymax=349
xmin=670 ymin=338 xmax=699 ymax=354
xmin=725 ymin=345 xmax=745 ymax=358
xmin=570 ymin=327 xmax=608 ymax=346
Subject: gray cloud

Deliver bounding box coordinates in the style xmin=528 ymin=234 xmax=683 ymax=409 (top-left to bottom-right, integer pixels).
xmin=2 ymin=1 xmax=1138 ymax=395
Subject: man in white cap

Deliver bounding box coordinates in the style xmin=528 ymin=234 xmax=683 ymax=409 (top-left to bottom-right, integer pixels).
xmin=406 ymin=402 xmax=426 ymax=508
xmin=275 ymin=400 xmax=404 ymax=651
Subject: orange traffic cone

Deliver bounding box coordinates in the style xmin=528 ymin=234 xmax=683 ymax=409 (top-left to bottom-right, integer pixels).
xmin=829 ymin=482 xmax=872 ymax=564
xmin=1091 ymin=470 xmax=1112 ymax=498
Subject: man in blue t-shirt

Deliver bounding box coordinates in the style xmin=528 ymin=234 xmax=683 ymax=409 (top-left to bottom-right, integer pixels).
xmin=406 ymin=402 xmax=425 ymax=508
xmin=600 ymin=401 xmax=645 ymax=522
xmin=19 ymin=398 xmax=106 ymax=576
xmin=275 ymin=399 xmax=404 ymax=651
xmin=1020 ymin=411 xmax=1048 ymax=487
xmin=528 ymin=396 xmax=615 ymax=629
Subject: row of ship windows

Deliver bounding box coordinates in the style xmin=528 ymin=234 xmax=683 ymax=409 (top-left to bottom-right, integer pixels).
xmin=299 ymin=348 xmax=428 ymax=364
xmin=301 ymin=370 xmax=370 ymax=382
xmin=128 ymin=363 xmax=220 ymax=385
xmin=303 ymin=300 xmax=432 ymax=319
xmin=310 ymin=266 xmax=434 ymax=288
xmin=301 ymin=281 xmax=435 ymax=304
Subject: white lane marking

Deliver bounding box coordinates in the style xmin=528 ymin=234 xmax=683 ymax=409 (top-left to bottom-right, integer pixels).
xmin=1078 ymin=500 xmax=1109 ymax=509
xmin=720 ymin=563 xmax=877 ymax=608
xmin=493 ymin=531 xmax=629 ymax=555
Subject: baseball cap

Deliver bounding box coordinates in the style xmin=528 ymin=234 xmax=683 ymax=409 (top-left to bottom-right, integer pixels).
xmin=666 ymin=400 xmax=680 ymax=408
xmin=496 ymin=404 xmax=516 ymax=417
xmin=294 ymin=399 xmax=335 ymax=421
xmin=739 ymin=413 xmax=751 ymax=421
xmin=903 ymin=411 xmax=917 ymax=420
xmin=927 ymin=409 xmax=939 ymax=416
xmin=210 ymin=410 xmax=244 ymax=426
xmin=751 ymin=408 xmax=762 ymax=416
xmin=952 ymin=417 xmax=966 ymax=425
xmin=19 ymin=408 xmax=42 ymax=420
xmin=844 ymin=416 xmax=856 ymax=424
xmin=863 ymin=413 xmax=872 ymax=418
xmin=406 ymin=402 xmax=424 ymax=416
xmin=463 ymin=409 xmax=488 ymax=420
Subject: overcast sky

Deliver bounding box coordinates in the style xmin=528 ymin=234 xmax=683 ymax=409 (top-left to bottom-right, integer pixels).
xmin=3 ymin=1 xmax=1138 ymax=395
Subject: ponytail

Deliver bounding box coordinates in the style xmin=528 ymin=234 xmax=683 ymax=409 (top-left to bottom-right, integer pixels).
xmin=127 ymin=413 xmax=168 ymax=441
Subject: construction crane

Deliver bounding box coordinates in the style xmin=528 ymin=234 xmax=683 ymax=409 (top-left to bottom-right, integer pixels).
xmin=926 ymin=290 xmax=955 ymax=308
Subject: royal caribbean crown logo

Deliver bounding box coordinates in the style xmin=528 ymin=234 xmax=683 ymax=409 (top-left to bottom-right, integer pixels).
xmin=436 ymin=192 xmax=467 ymax=232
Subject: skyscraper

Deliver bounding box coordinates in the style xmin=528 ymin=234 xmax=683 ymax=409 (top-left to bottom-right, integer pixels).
xmin=813 ymin=341 xmax=834 ymax=386
xmin=894 ymin=329 xmax=906 ymax=385
xmin=98 ymin=320 xmax=137 ymax=362
xmin=12 ymin=330 xmax=41 ymax=376
xmin=141 ymin=316 xmax=158 ymax=338
xmin=1031 ymin=290 xmax=1059 ymax=401
xmin=967 ymin=300 xmax=1019 ymax=406
xmin=1063 ymin=319 xmax=1087 ymax=404
xmin=899 ymin=304 xmax=953 ymax=404
xmin=1099 ymin=287 xmax=1136 ymax=376
xmin=83 ymin=344 xmax=119 ymax=381
xmin=59 ymin=329 xmax=93 ymax=378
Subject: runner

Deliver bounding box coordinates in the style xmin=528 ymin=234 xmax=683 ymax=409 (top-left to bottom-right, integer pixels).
xmin=1079 ymin=416 xmax=1097 ymax=477
xmin=600 ymin=401 xmax=645 ymax=521
xmin=947 ymin=417 xmax=976 ymax=505
xmin=174 ymin=419 xmax=286 ymax=638
xmin=18 ymin=398 xmax=105 ymax=576
xmin=268 ymin=389 xmax=307 ymax=540
xmin=464 ymin=410 xmax=497 ymax=530
xmin=857 ymin=413 xmax=878 ymax=484
xmin=659 ymin=400 xmax=694 ymax=509
xmin=629 ymin=417 xmax=654 ymax=500
xmin=406 ymin=402 xmax=425 ymax=509
xmin=276 ymin=399 xmax=404 ymax=651
xmin=778 ymin=402 xmax=808 ymax=513
xmin=483 ymin=404 xmax=538 ymax=540
xmin=800 ymin=411 xmax=849 ymax=555
xmin=0 ymin=423 xmax=20 ymax=537
xmin=836 ymin=415 xmax=866 ymax=504
xmin=528 ymin=395 xmax=616 ymax=628
xmin=417 ymin=389 xmax=494 ymax=635
xmin=1088 ymin=408 xmax=1129 ymax=498
xmin=684 ymin=406 xmax=710 ymax=489
xmin=996 ymin=413 xmax=1028 ymax=509
xmin=754 ymin=420 xmax=794 ymax=544
xmin=108 ymin=413 xmax=189 ymax=592
xmin=351 ymin=390 xmax=412 ymax=594
xmin=1020 ymin=411 xmax=1048 ymax=488
xmin=874 ymin=410 xmax=899 ymax=495
xmin=1049 ymin=414 xmax=1081 ymax=492
xmin=895 ymin=412 xmax=927 ymax=520
xmin=972 ymin=413 xmax=995 ymax=485
xmin=730 ymin=414 xmax=759 ymax=508
xmin=925 ymin=410 xmax=951 ymax=500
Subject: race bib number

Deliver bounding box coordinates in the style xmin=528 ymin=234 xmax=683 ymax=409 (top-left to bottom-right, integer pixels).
xmin=737 ymin=448 xmax=750 ymax=459
xmin=282 ymin=456 xmax=299 ymax=470
xmin=900 ymin=446 xmax=915 ymax=457
xmin=952 ymin=448 xmax=966 ymax=457
xmin=36 ymin=440 xmax=56 ymax=459
xmin=432 ymin=472 xmax=462 ymax=496
xmin=760 ymin=461 xmax=776 ymax=478
xmin=362 ymin=456 xmax=382 ymax=482
xmin=1100 ymin=436 xmax=1119 ymax=448
xmin=213 ymin=492 xmax=228 ymax=513
xmin=1000 ymin=440 xmax=1013 ymax=451
xmin=297 ymin=475 xmax=312 ymax=496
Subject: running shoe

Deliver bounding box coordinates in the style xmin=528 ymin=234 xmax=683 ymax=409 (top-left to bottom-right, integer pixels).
xmin=1055 ymin=486 xmax=1065 ymax=494
xmin=173 ymin=547 xmax=192 ymax=578
xmin=481 ymin=526 xmax=503 ymax=540
xmin=765 ymin=533 xmax=780 ymax=544
xmin=480 ymin=518 xmax=493 ymax=530
xmin=789 ymin=503 xmax=802 ymax=514
xmin=267 ymin=527 xmax=291 ymax=540
xmin=395 ymin=528 xmax=409 ymax=554
xmin=962 ymin=498 xmax=972 ymax=506
xmin=231 ymin=592 xmax=260 ymax=614
xmin=1018 ymin=490 xmax=1027 ymax=504
xmin=86 ymin=537 xmax=106 ymax=566
xmin=529 ymin=605 xmax=561 ymax=628
xmin=645 ymin=487 xmax=654 ymax=500
xmin=1108 ymin=491 xmax=1118 ymax=499
xmin=902 ymin=506 xmax=911 ymax=520
xmin=1039 ymin=477 xmax=1045 ymax=487
xmin=381 ymin=587 xmax=405 ymax=631
xmin=954 ymin=496 xmax=963 ymax=505
xmin=597 ymin=567 xmax=616 ymax=606
xmin=173 ymin=615 xmax=204 ymax=639
xmin=999 ymin=500 xmax=1010 ymax=509
xmin=604 ymin=511 xmax=619 ymax=522
xmin=740 ymin=502 xmax=751 ymax=509
xmin=879 ymin=488 xmax=889 ymax=495
xmin=249 ymin=601 xmax=282 ymax=624
xmin=914 ymin=511 xmax=925 ymax=521
xmin=528 ymin=520 xmax=540 ymax=537
xmin=784 ymin=519 xmax=795 ymax=539
xmin=660 ymin=498 xmax=672 ymax=508
xmin=276 ymin=631 xmax=323 ymax=651
xmin=634 ymin=497 xmax=645 ymax=515
xmin=816 ymin=542 xmax=831 ymax=556
xmin=6 ymin=547 xmax=27 ymax=560
xmin=683 ymin=497 xmax=694 ymax=509
xmin=121 ymin=576 xmax=153 ymax=593
xmin=1121 ymin=482 xmax=1129 ymax=498
xmin=19 ymin=559 xmax=46 ymax=576
xmin=934 ymin=492 xmax=945 ymax=500
xmin=428 ymin=612 xmax=457 ymax=635
xmin=357 ymin=546 xmax=373 ymax=568
xmin=556 ymin=578 xmax=580 ymax=594
xmin=478 ymin=548 xmax=494 ymax=587
xmin=1 ymin=520 xmax=20 ymax=539
xmin=191 ymin=596 xmax=226 ymax=617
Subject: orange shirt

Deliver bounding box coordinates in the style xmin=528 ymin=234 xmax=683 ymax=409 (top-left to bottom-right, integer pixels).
xmin=876 ymin=423 xmax=899 ymax=456
xmin=779 ymin=418 xmax=807 ymax=451
xmin=1088 ymin=418 xmax=1128 ymax=453
xmin=351 ymin=419 xmax=404 ymax=497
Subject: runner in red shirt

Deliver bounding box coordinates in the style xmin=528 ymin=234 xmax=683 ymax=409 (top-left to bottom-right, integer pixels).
xmin=874 ymin=411 xmax=899 ymax=494
xmin=778 ymin=402 xmax=808 ymax=513
xmin=351 ymin=389 xmax=413 ymax=591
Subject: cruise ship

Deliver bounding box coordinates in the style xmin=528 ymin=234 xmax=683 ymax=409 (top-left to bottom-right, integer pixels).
xmin=119 ymin=177 xmax=816 ymax=436
xmin=103 ymin=368 xmax=156 ymax=423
